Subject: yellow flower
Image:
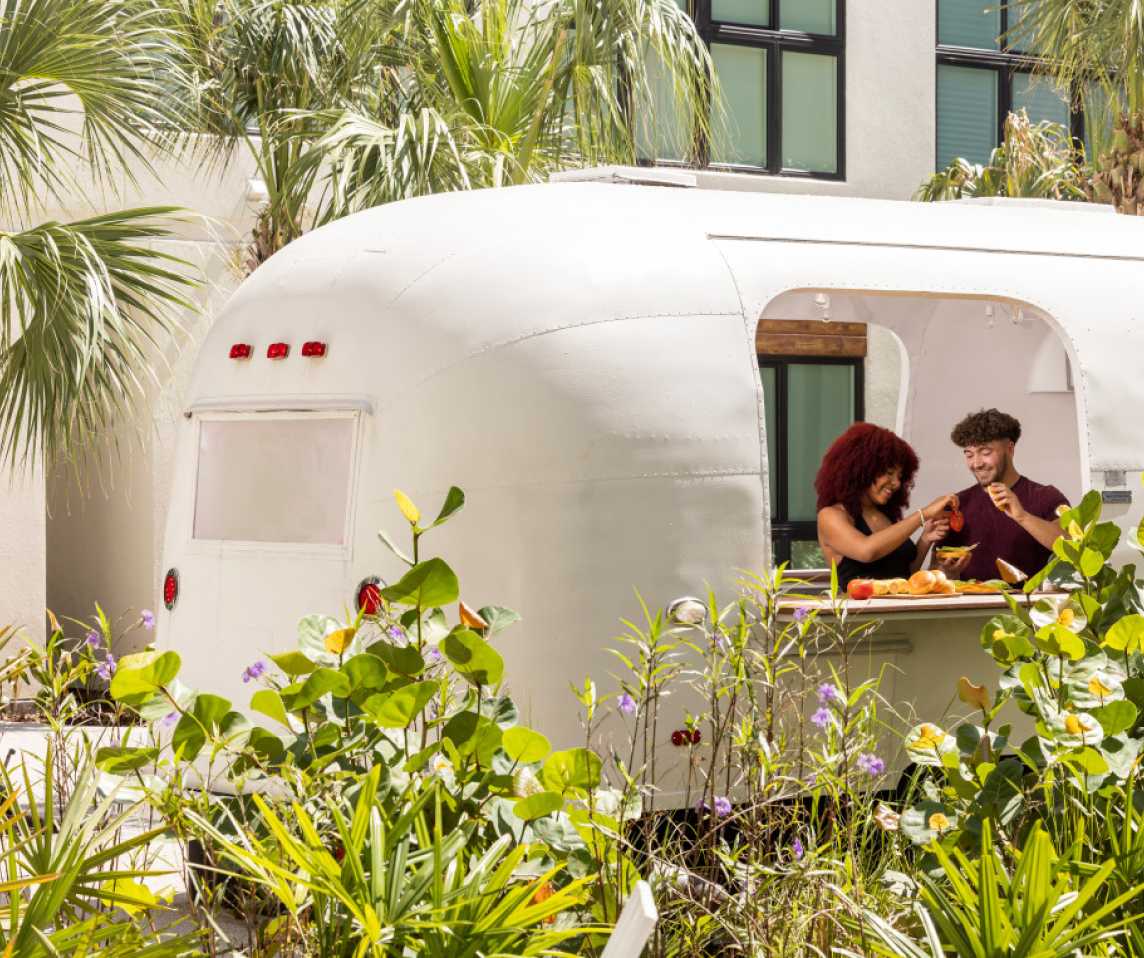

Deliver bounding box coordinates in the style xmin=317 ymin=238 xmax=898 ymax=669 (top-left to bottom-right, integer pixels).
xmin=1068 ymin=520 xmax=1084 ymax=540
xmin=1064 ymin=713 xmax=1084 ymax=735
xmin=1058 ymin=608 xmax=1076 ymax=628
xmin=992 ymin=628 xmax=1007 ymax=643
xmin=911 ymin=724 xmax=946 ymax=751
xmin=1088 ymin=676 xmax=1115 ymax=699
xmin=928 ymin=812 xmax=951 ymax=832
xmin=394 ymin=489 xmax=420 ymax=525
xmin=324 ymin=627 xmax=356 ymax=655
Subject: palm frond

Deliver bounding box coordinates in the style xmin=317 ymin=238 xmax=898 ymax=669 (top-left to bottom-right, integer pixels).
xmin=0 ymin=208 xmax=197 ymax=469
xmin=0 ymin=0 xmax=188 ymax=220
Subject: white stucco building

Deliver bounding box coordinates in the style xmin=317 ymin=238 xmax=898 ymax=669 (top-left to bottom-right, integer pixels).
xmin=2 ymin=0 xmax=1102 ymax=647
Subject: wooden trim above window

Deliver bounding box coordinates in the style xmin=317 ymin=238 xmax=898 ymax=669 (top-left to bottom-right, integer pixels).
xmin=756 ymin=319 xmax=867 ymax=358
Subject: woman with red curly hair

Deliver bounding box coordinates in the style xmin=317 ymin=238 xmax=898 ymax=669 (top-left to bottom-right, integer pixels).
xmin=815 ymin=423 xmax=958 ymax=587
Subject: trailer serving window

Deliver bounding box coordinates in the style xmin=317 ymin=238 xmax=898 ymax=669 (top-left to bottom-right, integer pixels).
xmin=192 ymin=412 xmax=358 ymax=547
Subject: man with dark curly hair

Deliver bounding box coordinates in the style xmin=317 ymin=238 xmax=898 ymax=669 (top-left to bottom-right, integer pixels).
xmin=936 ymin=408 xmax=1067 ymax=581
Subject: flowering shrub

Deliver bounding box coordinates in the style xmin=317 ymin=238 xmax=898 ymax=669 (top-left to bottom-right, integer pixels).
xmin=896 ymin=490 xmax=1144 ymax=849
xmin=95 ymin=486 xmax=615 ymax=954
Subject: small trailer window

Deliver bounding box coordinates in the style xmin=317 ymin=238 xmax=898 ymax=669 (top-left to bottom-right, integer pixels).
xmin=193 ymin=414 xmax=356 ymax=545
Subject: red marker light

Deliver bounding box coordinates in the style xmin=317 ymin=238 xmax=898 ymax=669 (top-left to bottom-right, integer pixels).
xmin=267 ymin=342 xmax=289 ymax=359
xmin=229 ymin=343 xmax=252 ymax=359
xmin=301 ymin=341 xmax=327 ymax=357
xmin=163 ymin=568 xmax=179 ymax=610
xmin=356 ymin=576 xmax=383 ymax=615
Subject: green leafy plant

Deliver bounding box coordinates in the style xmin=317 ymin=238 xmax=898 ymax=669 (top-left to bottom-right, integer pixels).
xmin=916 ymin=110 xmax=1091 ymax=202
xmin=97 ymin=484 xmax=616 ymax=953
xmin=844 ymin=820 xmax=1144 ymax=958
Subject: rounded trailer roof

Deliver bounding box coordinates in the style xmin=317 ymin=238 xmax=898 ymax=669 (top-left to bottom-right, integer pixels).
xmin=194 ymin=182 xmax=1144 ymax=472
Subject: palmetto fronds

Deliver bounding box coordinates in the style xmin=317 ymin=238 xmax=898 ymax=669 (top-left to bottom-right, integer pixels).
xmin=0 ymin=0 xmax=198 ymax=468
xmin=915 ymin=110 xmax=1091 ymax=203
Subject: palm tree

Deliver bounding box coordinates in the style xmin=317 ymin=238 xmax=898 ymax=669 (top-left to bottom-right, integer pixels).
xmin=0 ymin=0 xmax=199 ymax=469
xmin=915 ymin=111 xmax=1092 ymax=202
xmin=1006 ymin=0 xmax=1144 ymax=213
xmin=162 ymin=0 xmax=715 ymax=269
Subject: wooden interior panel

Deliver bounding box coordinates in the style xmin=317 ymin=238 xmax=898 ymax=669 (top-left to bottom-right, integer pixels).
xmin=756 ymin=319 xmax=867 ymax=358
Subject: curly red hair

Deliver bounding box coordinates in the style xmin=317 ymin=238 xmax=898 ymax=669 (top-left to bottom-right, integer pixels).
xmin=814 ymin=423 xmax=918 ymax=522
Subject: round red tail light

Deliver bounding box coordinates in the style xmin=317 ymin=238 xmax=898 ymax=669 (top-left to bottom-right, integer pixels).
xmin=163 ymin=568 xmax=179 ymax=610
xmin=356 ymin=576 xmax=383 ymax=615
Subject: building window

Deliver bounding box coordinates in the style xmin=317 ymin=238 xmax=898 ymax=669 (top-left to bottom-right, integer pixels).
xmin=758 ymin=320 xmax=865 ymax=568
xmin=935 ymin=0 xmax=1097 ymax=169
xmin=642 ymin=0 xmax=845 ymax=178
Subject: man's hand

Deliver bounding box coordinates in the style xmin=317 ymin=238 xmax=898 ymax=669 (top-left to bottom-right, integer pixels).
xmin=989 ymin=482 xmax=1027 ymax=522
xmin=934 ymin=551 xmax=971 ymax=579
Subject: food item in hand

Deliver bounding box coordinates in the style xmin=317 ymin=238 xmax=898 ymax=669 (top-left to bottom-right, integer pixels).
xmin=908 ymin=570 xmax=937 ymax=595
xmin=935 ymin=543 xmax=977 ymax=562
xmin=949 ymin=508 xmax=964 ymax=532
xmin=847 ymin=578 xmax=875 ymax=600
xmin=988 ymin=483 xmax=1009 ymax=513
xmin=995 ymin=558 xmax=1027 ymax=585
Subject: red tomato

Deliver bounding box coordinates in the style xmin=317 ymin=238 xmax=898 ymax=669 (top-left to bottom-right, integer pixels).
xmin=949 ymin=509 xmax=964 ymax=533
xmin=846 ymin=579 xmax=874 ymax=601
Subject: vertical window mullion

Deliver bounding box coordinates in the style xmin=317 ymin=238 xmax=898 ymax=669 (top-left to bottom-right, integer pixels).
xmin=998 ymin=64 xmax=1011 ymax=145
xmin=768 ymin=40 xmax=782 ymax=173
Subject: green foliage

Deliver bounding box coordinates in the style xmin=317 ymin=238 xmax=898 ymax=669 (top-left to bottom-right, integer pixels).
xmin=916 ymin=110 xmax=1091 ymax=202
xmin=94 ymin=485 xmax=617 ymax=954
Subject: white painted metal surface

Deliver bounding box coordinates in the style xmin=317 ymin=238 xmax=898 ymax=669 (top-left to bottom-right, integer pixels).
xmin=601 ymin=880 xmax=658 ymax=958
xmin=157 ymin=183 xmax=1144 ymax=799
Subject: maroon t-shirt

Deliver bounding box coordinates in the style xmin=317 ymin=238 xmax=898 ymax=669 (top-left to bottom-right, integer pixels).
xmin=943 ymin=477 xmax=1068 ymax=581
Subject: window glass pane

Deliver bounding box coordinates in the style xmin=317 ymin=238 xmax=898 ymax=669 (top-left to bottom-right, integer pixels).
xmin=713 ymin=0 xmax=769 ymax=26
xmin=938 ymin=0 xmax=1000 ymax=49
xmin=762 ymin=365 xmax=777 ymax=515
xmin=937 ymin=64 xmax=998 ymax=168
xmin=194 ymin=417 xmax=355 ymax=545
xmin=786 ymin=364 xmax=855 ymax=521
xmin=781 ymin=0 xmax=835 ymax=34
xmin=636 ymin=52 xmax=689 ymax=162
xmin=1011 ymin=73 xmax=1070 ymax=129
xmin=791 ymin=540 xmax=826 ymax=569
xmin=781 ymin=52 xmax=837 ymax=172
xmin=711 ymin=44 xmax=767 ymax=166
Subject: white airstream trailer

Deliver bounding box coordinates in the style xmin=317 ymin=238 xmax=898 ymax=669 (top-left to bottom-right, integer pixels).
xmin=158 ymin=179 xmax=1144 ymax=799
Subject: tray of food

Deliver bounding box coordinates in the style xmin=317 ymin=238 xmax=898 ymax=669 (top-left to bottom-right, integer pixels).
xmin=845 ymin=569 xmax=1010 ymax=600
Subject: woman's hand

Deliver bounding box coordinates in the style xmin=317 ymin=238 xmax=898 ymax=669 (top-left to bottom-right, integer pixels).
xmin=920 ymin=516 xmax=950 ymax=548
xmin=922 ymin=493 xmax=959 ymax=521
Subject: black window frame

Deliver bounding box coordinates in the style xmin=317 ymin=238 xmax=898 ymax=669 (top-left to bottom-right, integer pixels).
xmin=935 ymin=0 xmax=1086 ymax=168
xmin=642 ymin=0 xmax=846 ymax=180
xmin=761 ymin=355 xmax=864 ymax=567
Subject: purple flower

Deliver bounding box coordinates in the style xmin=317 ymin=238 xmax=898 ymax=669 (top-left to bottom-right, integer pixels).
xmin=161 ymin=711 xmax=179 ymax=728
xmin=425 ymin=646 xmax=442 ymax=663
xmin=387 ymin=625 xmax=405 ymax=642
xmin=857 ymin=753 xmax=886 ymax=776
xmin=241 ymin=660 xmax=268 ymax=683
xmin=617 ymin=692 xmax=637 ymax=715
xmin=794 ymin=606 xmax=811 ymax=624
xmin=96 ymin=655 xmax=116 ymax=681
xmin=811 ymin=707 xmax=831 ymax=730
xmin=140 ymin=609 xmax=155 ymax=631
xmin=85 ymin=630 xmax=102 ymax=649
xmin=816 ymin=683 xmax=840 ymax=705
xmin=792 ymin=837 xmax=805 ymax=861
xmin=713 ymin=796 xmax=732 ymax=818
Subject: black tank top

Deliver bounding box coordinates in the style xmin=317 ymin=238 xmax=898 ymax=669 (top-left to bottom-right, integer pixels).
xmin=835 ymin=513 xmax=916 ymax=588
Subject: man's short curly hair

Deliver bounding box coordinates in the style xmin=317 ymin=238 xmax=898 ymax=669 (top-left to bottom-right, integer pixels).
xmin=950 ymin=408 xmax=1022 ymax=447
